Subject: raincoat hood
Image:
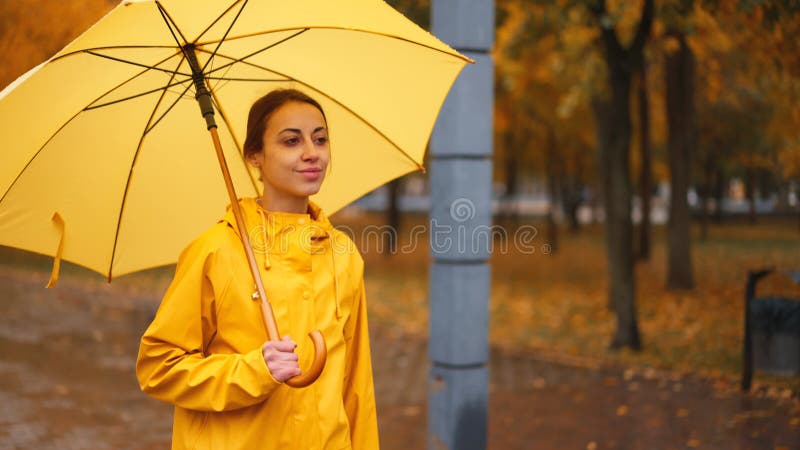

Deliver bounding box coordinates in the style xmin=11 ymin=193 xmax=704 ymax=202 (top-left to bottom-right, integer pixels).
xmin=137 ymin=197 xmax=378 ymax=449
xmin=220 ymin=198 xmax=335 ymax=241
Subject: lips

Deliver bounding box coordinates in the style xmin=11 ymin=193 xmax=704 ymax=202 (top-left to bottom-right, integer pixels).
xmin=298 ymin=168 xmax=323 ymax=180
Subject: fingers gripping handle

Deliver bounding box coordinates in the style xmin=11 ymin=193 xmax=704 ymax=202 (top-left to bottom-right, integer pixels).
xmin=285 ymin=330 xmax=327 ymax=388
xmin=255 ymin=289 xmax=327 ymax=388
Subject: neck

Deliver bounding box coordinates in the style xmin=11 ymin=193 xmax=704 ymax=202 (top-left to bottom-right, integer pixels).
xmin=258 ymin=193 xmax=309 ymax=215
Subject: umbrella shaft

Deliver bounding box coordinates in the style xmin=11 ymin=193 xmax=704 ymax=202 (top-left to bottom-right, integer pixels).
xmin=183 ymin=44 xmax=217 ymax=130
xmin=208 ymin=127 xmax=281 ymax=341
xmin=185 ymin=42 xmax=280 ymax=341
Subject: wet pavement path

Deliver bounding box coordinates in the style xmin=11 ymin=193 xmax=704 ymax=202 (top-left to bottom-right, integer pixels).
xmin=1 ymin=267 xmax=798 ymax=449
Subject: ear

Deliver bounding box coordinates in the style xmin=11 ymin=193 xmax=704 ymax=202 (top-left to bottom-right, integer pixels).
xmin=246 ymin=151 xmax=262 ymax=168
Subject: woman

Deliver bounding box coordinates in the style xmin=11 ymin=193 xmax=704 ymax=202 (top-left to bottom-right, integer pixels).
xmin=136 ymin=89 xmax=379 ymax=450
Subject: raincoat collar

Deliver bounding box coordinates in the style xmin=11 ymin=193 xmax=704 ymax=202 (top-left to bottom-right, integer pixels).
xmin=221 ymin=197 xmax=333 ymax=240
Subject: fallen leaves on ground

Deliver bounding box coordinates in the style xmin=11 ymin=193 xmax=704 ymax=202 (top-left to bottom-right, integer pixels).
xmin=351 ymin=215 xmax=800 ymax=393
xmin=2 ymin=213 xmax=797 ymax=395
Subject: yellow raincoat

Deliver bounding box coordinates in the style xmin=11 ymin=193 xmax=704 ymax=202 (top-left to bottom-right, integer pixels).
xmin=136 ymin=198 xmax=379 ymax=450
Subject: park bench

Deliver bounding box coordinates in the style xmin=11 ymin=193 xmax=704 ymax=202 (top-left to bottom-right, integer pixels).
xmin=741 ymin=268 xmax=800 ymax=390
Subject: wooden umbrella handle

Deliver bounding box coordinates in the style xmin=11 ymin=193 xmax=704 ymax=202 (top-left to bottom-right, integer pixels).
xmin=209 ymin=127 xmax=327 ymax=388
xmin=285 ymin=330 xmax=327 ymax=388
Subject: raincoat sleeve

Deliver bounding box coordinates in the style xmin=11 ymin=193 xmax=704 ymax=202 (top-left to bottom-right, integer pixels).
xmin=136 ymin=235 xmax=281 ymax=412
xmin=342 ymin=274 xmax=380 ymax=448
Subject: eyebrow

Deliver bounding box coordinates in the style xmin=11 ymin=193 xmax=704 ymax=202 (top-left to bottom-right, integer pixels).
xmin=279 ymin=127 xmax=327 ymax=134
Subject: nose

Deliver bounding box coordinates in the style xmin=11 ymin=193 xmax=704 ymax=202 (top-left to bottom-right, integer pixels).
xmin=301 ymin=139 xmax=320 ymax=161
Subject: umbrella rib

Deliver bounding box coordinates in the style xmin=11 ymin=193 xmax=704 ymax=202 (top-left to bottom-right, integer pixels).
xmin=197 ymin=29 xmax=309 ymax=78
xmin=196 ymin=27 xmax=473 ymax=63
xmin=207 ymin=57 xmax=233 ymax=94
xmin=86 ymin=77 xmax=285 ymax=111
xmin=77 ymin=49 xmax=282 ymax=111
xmin=85 ymin=78 xmax=192 ymax=111
xmin=50 ymin=45 xmax=179 ymax=63
xmin=106 ymin=56 xmax=190 ymax=280
xmin=197 ymin=50 xmax=424 ymax=170
xmin=0 ymin=114 xmax=82 ymax=206
xmin=195 ymin=0 xmax=253 ymax=97
xmin=84 ymin=50 xmax=192 ymax=78
xmin=156 ymin=1 xmax=189 ymax=47
xmin=49 ymin=28 xmax=470 ymax=69
xmin=78 ymin=50 xmax=186 ymax=110
xmin=198 ymin=0 xmax=248 ymax=73
xmin=144 ymin=77 xmax=195 ymax=136
xmin=0 ymin=54 xmax=189 ymax=207
xmin=205 ymin=76 xmax=287 ymax=82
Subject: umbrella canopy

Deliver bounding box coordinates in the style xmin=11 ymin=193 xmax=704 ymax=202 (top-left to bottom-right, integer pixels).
xmin=0 ymin=0 xmax=469 ymax=279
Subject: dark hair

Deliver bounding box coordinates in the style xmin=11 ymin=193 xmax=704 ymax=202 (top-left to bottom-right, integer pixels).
xmin=243 ymin=89 xmax=327 ymax=158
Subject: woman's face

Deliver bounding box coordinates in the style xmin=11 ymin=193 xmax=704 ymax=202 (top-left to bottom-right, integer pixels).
xmin=248 ymin=101 xmax=330 ymax=205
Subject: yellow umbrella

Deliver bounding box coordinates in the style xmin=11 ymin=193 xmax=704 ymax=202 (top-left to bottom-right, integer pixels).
xmin=0 ymin=0 xmax=469 ymax=387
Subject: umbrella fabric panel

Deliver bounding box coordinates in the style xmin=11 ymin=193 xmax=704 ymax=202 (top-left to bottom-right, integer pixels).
xmin=225 ymin=0 xmax=456 ymax=55
xmin=217 ymin=28 xmax=463 ymax=165
xmin=0 ymin=95 xmax=155 ymax=275
xmin=57 ymin=0 xmax=460 ymax=59
xmin=46 ymin=0 xmax=466 ymax=171
xmin=55 ymin=0 xmax=223 ymax=54
xmin=308 ymin=94 xmax=421 ymax=214
xmin=60 ymin=24 xmax=463 ymax=176
xmin=111 ymin=92 xmax=258 ymax=278
xmin=0 ymin=49 xmax=174 ymax=197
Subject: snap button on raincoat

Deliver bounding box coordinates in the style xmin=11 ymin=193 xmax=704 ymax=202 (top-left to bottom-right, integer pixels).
xmin=136 ymin=198 xmax=379 ymax=450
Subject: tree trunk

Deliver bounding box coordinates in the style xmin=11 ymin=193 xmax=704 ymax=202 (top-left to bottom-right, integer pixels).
xmin=502 ymin=129 xmax=519 ymax=223
xmin=713 ymin=171 xmax=726 ymax=223
xmin=700 ymin=157 xmax=714 ymax=240
xmin=593 ymin=87 xmax=640 ymax=349
xmin=545 ymin=127 xmax=559 ymax=254
xmin=746 ymin=167 xmax=757 ymax=225
xmin=563 ymin=180 xmax=582 ymax=233
xmin=665 ymin=31 xmax=695 ymax=290
xmin=385 ymin=178 xmax=401 ymax=256
xmin=636 ymin=66 xmax=652 ymax=260
xmin=562 ymin=155 xmax=584 ymax=233
xmin=699 ymin=191 xmax=709 ymax=240
xmin=589 ymin=0 xmax=652 ymax=350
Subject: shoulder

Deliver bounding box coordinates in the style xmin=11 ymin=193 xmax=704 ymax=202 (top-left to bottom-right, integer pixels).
xmin=327 ymin=226 xmax=364 ymax=269
xmin=177 ymin=221 xmax=238 ymax=266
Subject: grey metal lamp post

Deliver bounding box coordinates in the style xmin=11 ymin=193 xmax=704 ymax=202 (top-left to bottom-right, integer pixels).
xmin=428 ymin=1 xmax=494 ymax=449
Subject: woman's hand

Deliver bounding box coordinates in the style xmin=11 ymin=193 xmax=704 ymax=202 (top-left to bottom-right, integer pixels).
xmin=261 ymin=335 xmax=301 ymax=382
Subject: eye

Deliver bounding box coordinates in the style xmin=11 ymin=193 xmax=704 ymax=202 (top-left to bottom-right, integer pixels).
xmin=314 ymin=136 xmax=328 ymax=145
xmin=283 ymin=137 xmax=300 ymax=146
